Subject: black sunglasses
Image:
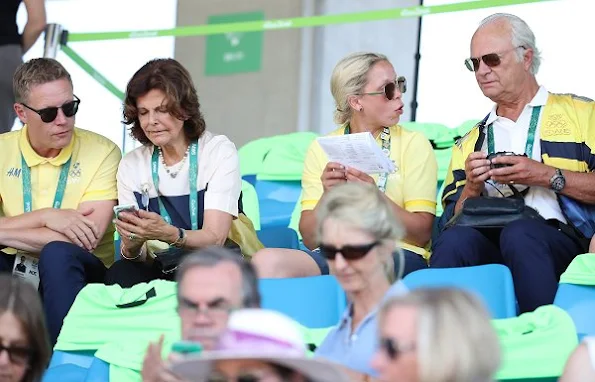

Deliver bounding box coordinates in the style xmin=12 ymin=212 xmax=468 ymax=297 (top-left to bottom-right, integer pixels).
xmin=0 ymin=343 xmax=33 ymax=365
xmin=380 ymin=337 xmax=416 ymax=360
xmin=360 ymin=76 xmax=407 ymax=100
xmin=464 ymin=46 xmax=526 ymax=72
xmin=318 ymin=241 xmax=379 ymax=261
xmin=21 ymin=95 xmax=81 ymax=123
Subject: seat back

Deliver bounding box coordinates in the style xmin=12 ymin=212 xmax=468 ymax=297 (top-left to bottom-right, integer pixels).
xmin=554 ymin=283 xmax=595 ymax=338
xmin=256 ymin=227 xmax=299 ymax=249
xmin=255 ymin=180 xmax=301 ymax=228
xmin=403 ymin=264 xmax=517 ymax=318
xmin=259 ymin=275 xmax=347 ymax=328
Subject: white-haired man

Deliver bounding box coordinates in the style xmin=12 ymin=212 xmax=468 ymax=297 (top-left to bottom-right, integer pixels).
xmin=432 ymin=13 xmax=595 ymax=313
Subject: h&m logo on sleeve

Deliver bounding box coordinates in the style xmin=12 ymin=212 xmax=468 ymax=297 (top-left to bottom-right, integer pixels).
xmin=6 ymin=167 xmax=21 ymax=178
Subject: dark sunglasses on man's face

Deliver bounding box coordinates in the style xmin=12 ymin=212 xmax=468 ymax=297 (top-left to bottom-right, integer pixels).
xmin=464 ymin=46 xmax=526 ymax=72
xmin=0 ymin=343 xmax=33 ymax=365
xmin=21 ymin=95 xmax=81 ymax=123
xmin=380 ymin=337 xmax=416 ymax=360
xmin=318 ymin=241 xmax=379 ymax=261
xmin=361 ymin=76 xmax=407 ymax=100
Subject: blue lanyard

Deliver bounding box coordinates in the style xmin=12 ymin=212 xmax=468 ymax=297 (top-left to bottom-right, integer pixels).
xmin=150 ymin=141 xmax=199 ymax=230
xmin=487 ymin=106 xmax=541 ymax=156
xmin=21 ymin=155 xmax=71 ymax=213
xmin=343 ymin=125 xmax=391 ymax=193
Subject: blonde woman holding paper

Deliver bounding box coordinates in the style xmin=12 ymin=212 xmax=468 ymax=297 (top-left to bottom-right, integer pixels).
xmin=252 ymin=52 xmax=437 ymax=279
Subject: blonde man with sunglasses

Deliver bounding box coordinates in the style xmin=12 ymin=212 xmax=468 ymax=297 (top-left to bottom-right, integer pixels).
xmin=432 ymin=13 xmax=595 ymax=314
xmin=0 ymin=58 xmax=120 ymax=346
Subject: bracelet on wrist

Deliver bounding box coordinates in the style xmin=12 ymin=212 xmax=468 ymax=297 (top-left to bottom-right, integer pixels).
xmin=121 ymin=243 xmax=143 ymax=261
xmin=170 ymin=227 xmax=187 ymax=248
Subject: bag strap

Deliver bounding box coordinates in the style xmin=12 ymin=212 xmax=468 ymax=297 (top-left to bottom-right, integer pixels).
xmin=473 ymin=114 xmax=491 ymax=152
xmin=116 ymin=287 xmax=157 ymax=309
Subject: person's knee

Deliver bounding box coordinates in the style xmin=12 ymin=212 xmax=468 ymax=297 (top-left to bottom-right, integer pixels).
xmin=431 ymin=226 xmax=487 ymax=267
xmin=251 ymin=249 xmax=319 ymax=278
xmin=499 ymin=219 xmax=543 ymax=256
xmin=39 ymin=241 xmax=75 ymax=265
xmin=251 ymin=249 xmax=291 ymax=278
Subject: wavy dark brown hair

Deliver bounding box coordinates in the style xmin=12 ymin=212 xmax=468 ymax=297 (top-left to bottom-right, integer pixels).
xmin=123 ymin=58 xmax=206 ymax=145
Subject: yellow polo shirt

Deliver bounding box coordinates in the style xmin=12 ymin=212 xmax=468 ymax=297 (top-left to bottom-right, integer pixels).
xmin=0 ymin=126 xmax=121 ymax=267
xmin=302 ymin=124 xmax=437 ymax=257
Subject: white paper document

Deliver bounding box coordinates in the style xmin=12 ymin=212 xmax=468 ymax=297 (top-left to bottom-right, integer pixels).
xmin=317 ymin=132 xmax=395 ymax=174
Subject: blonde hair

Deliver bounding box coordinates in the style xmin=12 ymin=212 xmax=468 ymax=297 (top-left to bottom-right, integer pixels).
xmin=13 ymin=58 xmax=72 ymax=103
xmin=315 ymin=182 xmax=404 ymax=282
xmin=331 ymin=52 xmax=388 ymax=125
xmin=380 ymin=288 xmax=501 ymax=382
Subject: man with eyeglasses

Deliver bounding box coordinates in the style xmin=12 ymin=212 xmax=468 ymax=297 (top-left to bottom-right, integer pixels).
xmin=141 ymin=247 xmax=261 ymax=382
xmin=432 ymin=13 xmax=595 ymax=314
xmin=0 ymin=58 xmax=121 ymax=345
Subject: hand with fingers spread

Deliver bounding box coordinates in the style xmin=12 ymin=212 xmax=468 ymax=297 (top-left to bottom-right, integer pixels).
xmin=42 ymin=207 xmax=99 ymax=251
xmin=141 ymin=335 xmax=184 ymax=382
xmin=489 ymin=154 xmax=552 ymax=187
xmin=345 ymin=167 xmax=376 ymax=185
xmin=463 ymin=152 xmax=491 ymax=197
xmin=321 ymin=162 xmax=347 ymax=193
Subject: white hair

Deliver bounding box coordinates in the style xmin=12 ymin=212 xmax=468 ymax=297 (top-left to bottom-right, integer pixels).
xmin=478 ymin=13 xmax=541 ymax=74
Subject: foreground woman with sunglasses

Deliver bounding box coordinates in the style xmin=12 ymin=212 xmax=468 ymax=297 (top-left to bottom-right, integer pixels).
xmin=372 ymin=288 xmax=500 ymax=382
xmin=310 ymin=182 xmax=408 ymax=381
xmin=0 ymin=275 xmax=51 ymax=382
xmin=252 ymin=52 xmax=437 ymax=279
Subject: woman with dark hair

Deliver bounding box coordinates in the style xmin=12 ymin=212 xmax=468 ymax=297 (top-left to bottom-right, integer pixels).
xmin=105 ymin=58 xmax=261 ymax=287
xmin=0 ymin=274 xmax=51 ymax=382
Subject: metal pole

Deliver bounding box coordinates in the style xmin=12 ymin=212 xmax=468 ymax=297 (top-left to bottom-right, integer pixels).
xmin=409 ymin=0 xmax=423 ymax=121
xmin=43 ymin=23 xmax=63 ymax=58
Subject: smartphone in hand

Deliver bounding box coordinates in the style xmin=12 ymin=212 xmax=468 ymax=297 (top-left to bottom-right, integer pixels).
xmin=113 ymin=204 xmax=139 ymax=219
xmin=171 ymin=340 xmax=203 ymax=356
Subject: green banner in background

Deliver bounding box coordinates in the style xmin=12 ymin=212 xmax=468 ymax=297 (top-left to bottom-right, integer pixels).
xmin=66 ymin=0 xmax=553 ymax=43
xmin=205 ymin=11 xmax=264 ymax=76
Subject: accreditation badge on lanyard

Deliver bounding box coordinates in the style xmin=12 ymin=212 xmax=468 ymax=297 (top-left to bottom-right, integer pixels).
xmin=14 ymin=154 xmax=72 ymax=288
xmin=12 ymin=252 xmax=40 ymax=289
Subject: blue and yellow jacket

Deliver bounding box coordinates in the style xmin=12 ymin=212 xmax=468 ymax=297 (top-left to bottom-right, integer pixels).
xmin=438 ymin=93 xmax=595 ymax=240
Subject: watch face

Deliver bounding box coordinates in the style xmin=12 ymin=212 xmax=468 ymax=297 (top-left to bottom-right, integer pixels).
xmin=552 ymin=176 xmax=565 ymax=191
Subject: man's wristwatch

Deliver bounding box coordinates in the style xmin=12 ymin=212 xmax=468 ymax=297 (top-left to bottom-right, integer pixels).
xmin=170 ymin=227 xmax=187 ymax=248
xmin=550 ymin=168 xmax=566 ymax=193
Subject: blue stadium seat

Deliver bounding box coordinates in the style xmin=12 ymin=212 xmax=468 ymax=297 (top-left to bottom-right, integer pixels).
xmin=42 ymin=364 xmax=88 ymax=382
xmin=85 ymin=357 xmax=110 ymax=382
xmin=257 ymin=227 xmax=299 ymax=249
xmin=255 ymin=180 xmax=301 ymax=228
xmin=403 ymin=264 xmax=517 ymax=319
xmin=259 ymin=276 xmax=347 ymax=328
xmin=48 ymin=350 xmax=96 ymax=369
xmin=554 ymin=283 xmax=595 ymax=339
xmin=44 ymin=350 xmax=109 ymax=381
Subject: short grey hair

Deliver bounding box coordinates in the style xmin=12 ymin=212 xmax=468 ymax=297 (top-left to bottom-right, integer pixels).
xmin=315 ymin=182 xmax=405 ymax=282
xmin=176 ymin=246 xmax=260 ymax=308
xmin=331 ymin=52 xmax=388 ymax=125
xmin=380 ymin=288 xmax=501 ymax=382
xmin=478 ymin=13 xmax=541 ymax=74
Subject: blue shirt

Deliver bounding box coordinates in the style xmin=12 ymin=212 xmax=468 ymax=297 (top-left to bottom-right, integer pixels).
xmin=314 ymin=280 xmax=408 ymax=376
